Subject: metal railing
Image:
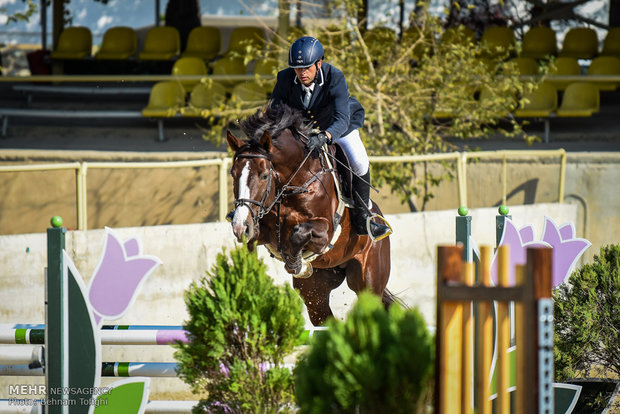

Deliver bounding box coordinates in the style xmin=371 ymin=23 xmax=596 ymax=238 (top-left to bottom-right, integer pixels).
xmin=0 ymin=149 xmax=566 ymax=230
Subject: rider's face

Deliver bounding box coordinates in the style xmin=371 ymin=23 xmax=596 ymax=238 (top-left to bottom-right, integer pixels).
xmin=294 ymin=61 xmax=321 ymax=86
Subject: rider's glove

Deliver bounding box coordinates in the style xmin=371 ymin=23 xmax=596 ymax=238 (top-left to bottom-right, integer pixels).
xmin=306 ymin=132 xmax=330 ymax=153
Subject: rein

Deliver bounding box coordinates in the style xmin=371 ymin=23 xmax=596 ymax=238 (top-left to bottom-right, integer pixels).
xmin=233 ymin=148 xmax=323 ymax=252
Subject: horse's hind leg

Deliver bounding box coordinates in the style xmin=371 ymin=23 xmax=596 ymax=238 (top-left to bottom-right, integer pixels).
xmin=345 ymin=237 xmax=393 ymax=309
xmin=293 ymin=267 xmax=345 ymax=326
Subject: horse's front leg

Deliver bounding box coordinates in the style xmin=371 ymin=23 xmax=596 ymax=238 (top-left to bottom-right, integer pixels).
xmin=293 ymin=268 xmax=345 ymax=326
xmin=283 ymin=218 xmax=330 ymax=275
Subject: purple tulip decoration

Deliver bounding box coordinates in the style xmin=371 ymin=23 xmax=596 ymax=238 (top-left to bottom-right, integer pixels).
xmin=540 ymin=217 xmax=590 ymax=287
xmin=87 ymin=228 xmax=162 ymax=328
xmin=491 ymin=220 xmax=548 ymax=286
xmin=492 ymin=217 xmax=590 ymax=287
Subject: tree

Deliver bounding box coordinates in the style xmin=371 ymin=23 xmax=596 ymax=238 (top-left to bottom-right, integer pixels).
xmin=2 ymin=0 xmax=38 ymax=25
xmin=174 ymin=243 xmax=305 ymax=413
xmin=294 ymin=292 xmax=434 ymax=413
xmin=554 ymin=244 xmax=620 ymax=380
xmin=199 ymin=0 xmax=543 ymax=211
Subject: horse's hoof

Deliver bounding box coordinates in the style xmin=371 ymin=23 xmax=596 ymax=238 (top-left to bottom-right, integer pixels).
xmin=292 ymin=261 xmax=313 ymax=279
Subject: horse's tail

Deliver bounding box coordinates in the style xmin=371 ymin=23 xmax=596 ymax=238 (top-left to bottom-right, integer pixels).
xmin=382 ymin=288 xmax=408 ymax=310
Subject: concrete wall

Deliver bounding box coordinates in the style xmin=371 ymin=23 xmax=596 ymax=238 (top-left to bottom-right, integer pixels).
xmin=0 ymin=203 xmax=578 ymax=399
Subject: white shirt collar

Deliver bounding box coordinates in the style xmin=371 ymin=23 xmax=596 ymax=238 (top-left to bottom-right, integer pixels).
xmin=301 ymin=83 xmax=315 ymax=94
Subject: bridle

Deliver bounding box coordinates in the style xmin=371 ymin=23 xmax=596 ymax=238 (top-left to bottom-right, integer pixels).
xmin=231 ymin=142 xmax=328 ymax=251
xmin=232 ymin=152 xmax=277 ymax=224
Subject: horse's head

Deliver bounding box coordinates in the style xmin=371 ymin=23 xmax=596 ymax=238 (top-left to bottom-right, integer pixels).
xmin=227 ymin=130 xmax=277 ymax=243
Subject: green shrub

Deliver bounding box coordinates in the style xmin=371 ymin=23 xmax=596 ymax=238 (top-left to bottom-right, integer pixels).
xmin=554 ymin=244 xmax=620 ymax=380
xmin=174 ymin=243 xmax=306 ymax=413
xmin=294 ymin=292 xmax=434 ymax=414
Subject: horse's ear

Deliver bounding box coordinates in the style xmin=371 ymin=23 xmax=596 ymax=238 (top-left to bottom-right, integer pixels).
xmin=226 ymin=130 xmax=244 ymax=152
xmin=259 ymin=132 xmax=273 ymax=152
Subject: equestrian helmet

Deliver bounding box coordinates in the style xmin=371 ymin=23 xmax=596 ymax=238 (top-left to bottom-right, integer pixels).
xmin=288 ymin=36 xmax=324 ymax=68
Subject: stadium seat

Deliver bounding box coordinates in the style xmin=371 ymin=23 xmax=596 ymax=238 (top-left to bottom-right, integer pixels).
xmin=519 ymin=26 xmax=557 ymax=59
xmin=547 ymin=57 xmax=582 ymax=90
xmin=211 ymin=56 xmax=247 ymax=90
xmin=439 ymin=25 xmax=476 ymax=49
xmin=172 ymin=57 xmax=208 ymax=92
xmin=515 ymin=82 xmax=558 ymax=117
xmin=600 ymin=27 xmax=620 ymax=57
xmin=514 ymin=82 xmax=557 ymax=143
xmin=138 ymin=26 xmax=180 ymax=60
xmin=181 ymin=26 xmax=221 ymax=61
xmin=94 ymin=26 xmax=137 ymax=60
xmin=586 ymin=56 xmax=620 ymax=91
xmin=480 ymin=26 xmax=516 ymax=58
xmin=510 ymin=57 xmax=539 ymax=75
xmin=401 ymin=25 xmax=433 ymax=60
xmin=142 ymin=81 xmax=186 ymax=117
xmin=183 ymin=81 xmax=228 ymax=117
xmin=253 ymin=59 xmax=278 ymax=93
xmin=558 ymin=27 xmax=598 ymax=59
xmin=226 ymin=26 xmax=265 ymax=55
xmin=142 ymin=81 xmax=186 ymax=141
xmin=230 ymin=81 xmax=269 ymax=109
xmin=51 ymin=26 xmax=92 ymax=59
xmin=478 ymin=86 xmax=517 ymax=118
xmin=556 ymin=82 xmax=599 ymax=117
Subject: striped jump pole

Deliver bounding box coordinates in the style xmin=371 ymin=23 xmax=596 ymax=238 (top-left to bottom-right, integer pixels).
xmin=0 ymin=325 xmax=325 ymax=346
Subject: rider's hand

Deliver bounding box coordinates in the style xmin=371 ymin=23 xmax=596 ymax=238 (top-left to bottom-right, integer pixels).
xmin=306 ymin=132 xmax=330 ymax=153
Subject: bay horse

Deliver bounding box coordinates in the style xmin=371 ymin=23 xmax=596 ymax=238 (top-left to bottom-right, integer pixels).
xmin=226 ymin=103 xmax=393 ymax=326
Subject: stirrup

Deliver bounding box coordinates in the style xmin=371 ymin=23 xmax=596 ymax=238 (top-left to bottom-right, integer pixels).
xmin=366 ymin=213 xmax=392 ymax=242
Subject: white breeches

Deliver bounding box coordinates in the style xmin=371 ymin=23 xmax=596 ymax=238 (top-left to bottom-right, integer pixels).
xmin=335 ymin=129 xmax=369 ymax=176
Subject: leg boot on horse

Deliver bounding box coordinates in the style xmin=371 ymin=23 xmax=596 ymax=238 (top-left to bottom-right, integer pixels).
xmin=351 ymin=171 xmax=390 ymax=240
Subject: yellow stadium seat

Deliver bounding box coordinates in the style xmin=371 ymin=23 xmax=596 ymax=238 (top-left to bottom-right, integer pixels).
xmin=182 ymin=26 xmax=221 ymax=61
xmin=142 ymin=81 xmax=186 ymax=141
xmin=226 ymin=26 xmax=265 ymax=55
xmin=556 ymin=82 xmax=599 ymax=117
xmin=51 ymin=26 xmax=92 ymax=59
xmin=211 ymin=56 xmax=247 ymax=90
xmin=172 ymin=57 xmax=208 ymax=92
xmin=478 ymin=86 xmax=517 ymax=118
xmin=183 ymin=81 xmax=228 ymax=117
xmin=363 ymin=26 xmax=398 ymax=47
xmin=547 ymin=57 xmax=582 ymax=90
xmin=514 ymin=82 xmax=557 ymax=143
xmin=519 ymin=26 xmax=557 ymax=59
xmin=514 ymin=82 xmax=558 ymax=118
xmin=253 ymin=59 xmax=278 ymax=93
xmin=138 ymin=26 xmax=180 ymax=61
xmin=401 ymin=26 xmax=433 ymax=60
xmin=480 ymin=26 xmax=516 ymax=58
xmin=586 ymin=56 xmax=620 ymax=91
xmin=230 ymin=81 xmax=269 ymax=109
xmin=601 ymin=27 xmax=620 ymax=57
xmin=94 ymin=26 xmax=137 ymax=60
xmin=142 ymin=81 xmax=186 ymax=117
xmin=510 ymin=57 xmax=539 ymax=75
xmin=558 ymin=27 xmax=598 ymax=59
xmin=440 ymin=25 xmax=476 ymax=48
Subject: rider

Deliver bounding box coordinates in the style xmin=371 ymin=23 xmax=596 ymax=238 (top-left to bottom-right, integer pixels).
xmin=270 ymin=36 xmax=390 ymax=240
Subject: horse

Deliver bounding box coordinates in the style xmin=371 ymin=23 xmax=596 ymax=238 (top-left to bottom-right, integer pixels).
xmin=226 ymin=103 xmax=393 ymax=326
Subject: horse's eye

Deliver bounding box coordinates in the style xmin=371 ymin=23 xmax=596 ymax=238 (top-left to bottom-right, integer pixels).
xmin=260 ymin=173 xmax=269 ymax=181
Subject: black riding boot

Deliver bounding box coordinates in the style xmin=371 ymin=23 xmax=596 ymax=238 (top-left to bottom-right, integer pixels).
xmin=351 ymin=171 xmax=390 ymax=240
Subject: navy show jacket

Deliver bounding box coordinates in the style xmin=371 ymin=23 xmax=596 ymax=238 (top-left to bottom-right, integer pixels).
xmin=270 ymin=63 xmax=365 ymax=140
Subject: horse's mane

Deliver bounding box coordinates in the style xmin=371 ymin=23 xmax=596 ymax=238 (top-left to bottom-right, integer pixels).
xmin=239 ymin=102 xmax=313 ymax=144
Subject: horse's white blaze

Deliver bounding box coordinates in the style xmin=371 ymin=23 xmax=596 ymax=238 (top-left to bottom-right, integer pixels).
xmin=233 ymin=162 xmax=251 ymax=226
